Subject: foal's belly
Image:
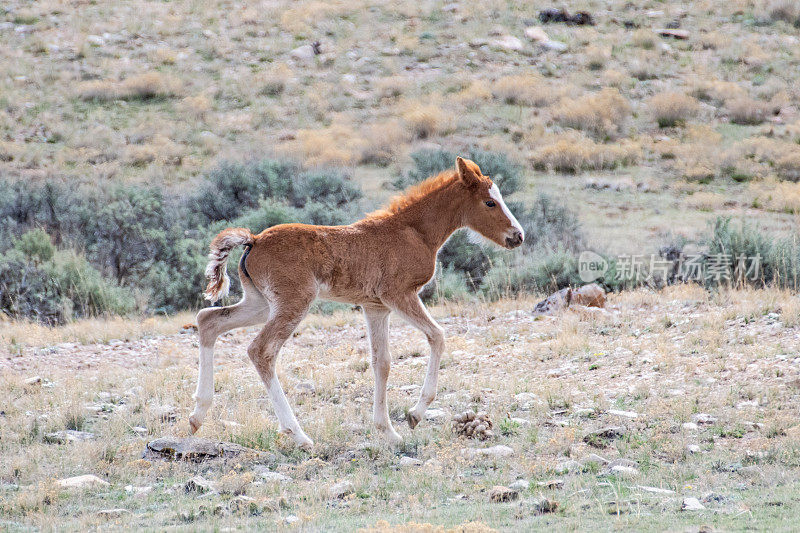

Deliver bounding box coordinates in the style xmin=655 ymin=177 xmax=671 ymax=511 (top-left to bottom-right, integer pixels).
xmin=317 ymin=283 xmax=382 ymax=307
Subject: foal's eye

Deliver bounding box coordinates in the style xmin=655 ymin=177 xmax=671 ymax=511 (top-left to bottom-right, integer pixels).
xmin=485 ymin=200 xmax=496 ymax=208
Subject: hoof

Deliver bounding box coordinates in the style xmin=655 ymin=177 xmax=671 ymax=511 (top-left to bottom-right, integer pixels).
xmin=298 ymin=438 xmax=314 ymax=451
xmin=188 ymin=416 xmax=201 ymax=434
xmin=386 ymin=432 xmax=404 ymax=446
xmin=406 ymin=411 xmax=422 ymax=430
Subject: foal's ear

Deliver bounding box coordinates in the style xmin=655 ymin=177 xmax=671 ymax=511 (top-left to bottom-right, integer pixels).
xmin=456 ymin=157 xmax=481 ymax=187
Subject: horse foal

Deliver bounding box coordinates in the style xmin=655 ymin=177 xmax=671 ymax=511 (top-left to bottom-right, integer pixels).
xmin=189 ymin=157 xmax=524 ymax=448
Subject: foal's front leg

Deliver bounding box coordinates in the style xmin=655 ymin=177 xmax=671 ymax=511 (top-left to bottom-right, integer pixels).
xmin=387 ymin=294 xmax=445 ymax=429
xmin=364 ymin=306 xmax=403 ymax=445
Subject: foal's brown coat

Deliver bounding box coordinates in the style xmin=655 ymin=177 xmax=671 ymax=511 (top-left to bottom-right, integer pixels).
xmin=190 ymin=157 xmax=524 ymax=447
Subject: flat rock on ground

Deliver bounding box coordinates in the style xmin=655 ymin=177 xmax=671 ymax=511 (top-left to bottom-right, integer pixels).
xmin=144 ymin=437 xmax=272 ymax=463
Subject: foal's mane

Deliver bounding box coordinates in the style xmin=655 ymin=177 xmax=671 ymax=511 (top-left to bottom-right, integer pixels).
xmin=367 ymin=170 xmax=459 ymax=219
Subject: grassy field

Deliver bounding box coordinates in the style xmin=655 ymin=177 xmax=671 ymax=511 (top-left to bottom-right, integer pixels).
xmin=2 ymin=0 xmax=800 ymax=252
xmin=2 ymin=286 xmax=800 ymax=530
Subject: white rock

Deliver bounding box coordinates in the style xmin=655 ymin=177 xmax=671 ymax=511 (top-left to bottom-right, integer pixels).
xmin=608 ymin=409 xmax=638 ymax=419
xmin=96 ymin=508 xmax=130 ymax=518
xmin=555 ymin=460 xmax=582 ymax=474
xmin=24 ymin=376 xmax=42 ymax=385
xmin=124 ymin=485 xmax=153 ymax=495
xmin=686 ymin=444 xmax=701 ymax=454
xmin=329 ymin=480 xmax=355 ymax=499
xmin=682 ymin=497 xmax=706 ymax=511
xmin=692 ymin=413 xmax=717 ymax=425
xmin=86 ymin=35 xmax=104 ymax=46
xmin=490 ymin=35 xmax=524 ymax=51
xmin=290 ymin=44 xmax=316 ymax=61
xmin=610 ymin=465 xmax=639 ymax=479
xmin=509 ymin=479 xmax=529 ymax=491
xmin=524 ymin=27 xmax=549 ymax=42
xmin=461 ymin=445 xmax=514 ymax=459
xmin=540 ymin=40 xmax=568 ymax=52
xmin=57 ymin=474 xmax=109 ymax=489
xmin=682 ymin=422 xmax=699 ymax=431
xmin=424 ymin=408 xmax=447 ymax=421
xmin=399 ymin=456 xmax=423 ymax=467
xmin=284 ymin=515 xmax=300 ymax=524
xmin=254 ymin=466 xmax=291 ymax=483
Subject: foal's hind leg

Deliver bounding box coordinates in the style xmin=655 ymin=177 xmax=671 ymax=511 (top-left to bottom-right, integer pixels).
xmin=247 ymin=289 xmax=315 ymax=449
xmin=364 ymin=306 xmax=403 ymax=445
xmin=189 ymin=290 xmax=268 ymax=434
xmin=386 ymin=293 xmax=445 ymax=429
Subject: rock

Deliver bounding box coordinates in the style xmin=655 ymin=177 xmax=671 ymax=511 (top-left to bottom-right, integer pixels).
xmin=555 ymin=460 xmax=583 ymax=474
xmin=86 ymin=35 xmax=104 ymax=46
xmin=44 ymin=430 xmax=96 ymax=444
xmin=132 ymin=426 xmax=148 ymax=436
xmin=514 ymin=392 xmax=539 ymax=409
xmin=290 ymin=44 xmax=316 ymax=61
xmin=153 ymin=405 xmax=176 ymax=422
xmin=284 ymin=515 xmax=300 ymax=524
xmin=399 ymin=456 xmax=423 ymax=467
xmin=510 ymin=417 xmax=531 ymax=427
xmin=253 ymin=466 xmax=291 ymax=483
xmin=738 ymin=466 xmax=762 ymax=479
xmin=227 ymin=495 xmax=258 ymax=515
xmin=682 ymin=422 xmax=699 ymax=431
xmin=489 ymin=35 xmax=524 ymax=52
xmin=57 ymin=474 xmax=109 ymax=489
xmin=609 ymin=465 xmax=639 ymax=479
xmin=185 ymin=475 xmax=216 ymax=494
xmin=608 ymin=458 xmax=637 ymax=469
xmin=637 ymin=485 xmax=675 ymax=495
xmin=24 ymin=376 xmax=42 ymax=386
xmin=692 ymin=413 xmax=717 ymax=425
xmin=540 ymin=40 xmax=568 ymax=52
xmin=532 ymin=497 xmax=560 ymax=514
xmin=329 ymin=480 xmax=355 ymax=499
xmin=686 ymin=444 xmax=701 ymax=454
xmin=608 ymin=409 xmax=638 ymax=419
xmin=538 ymin=8 xmax=594 ymax=25
xmin=144 ymin=437 xmax=270 ymax=463
xmin=524 ymin=27 xmax=549 ymax=42
xmin=443 ymin=3 xmax=459 ymax=12
xmin=656 ymin=28 xmax=689 ymax=40
xmin=124 ymin=485 xmax=153 ymax=495
xmin=581 ymin=453 xmax=609 ymax=466
xmin=536 ymin=479 xmax=565 ymax=489
xmin=461 ymin=445 xmax=514 ymax=459
xmin=425 ymin=408 xmax=448 ymax=422
xmin=96 ymin=508 xmax=130 ymax=519
xmin=681 ymin=497 xmax=706 ymax=511
xmin=583 ymin=427 xmax=625 ymax=447
xmin=293 ymin=381 xmax=316 ymax=396
xmin=489 ymin=485 xmax=518 ymax=503
xmin=509 ymin=479 xmax=529 ymax=491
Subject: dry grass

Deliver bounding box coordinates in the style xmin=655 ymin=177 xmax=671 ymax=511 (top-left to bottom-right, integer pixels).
xmin=554 ymin=88 xmax=631 ymax=140
xmin=648 ymin=92 xmax=701 ymax=128
xmin=403 ymin=105 xmax=445 ymax=140
xmin=77 ymin=72 xmax=182 ymax=102
xmin=491 ymin=75 xmax=551 ymax=107
xmin=725 ymin=97 xmax=772 ymax=125
xmin=530 ymin=133 xmax=639 ymax=173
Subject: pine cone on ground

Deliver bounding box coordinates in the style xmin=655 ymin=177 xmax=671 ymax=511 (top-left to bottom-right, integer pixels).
xmin=453 ymin=410 xmax=494 ymax=440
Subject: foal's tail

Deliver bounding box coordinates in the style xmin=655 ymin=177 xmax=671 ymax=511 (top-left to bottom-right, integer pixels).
xmin=203 ymin=227 xmax=254 ymax=303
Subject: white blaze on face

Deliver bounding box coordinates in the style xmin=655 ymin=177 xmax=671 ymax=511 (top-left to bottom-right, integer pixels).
xmin=489 ymin=183 xmax=524 ymax=240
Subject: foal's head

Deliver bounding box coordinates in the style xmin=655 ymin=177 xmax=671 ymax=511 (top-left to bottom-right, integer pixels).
xmin=455 ymin=157 xmax=524 ymax=249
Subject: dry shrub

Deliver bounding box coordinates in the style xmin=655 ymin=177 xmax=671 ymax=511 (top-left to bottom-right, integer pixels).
xmin=279 ymin=1 xmax=350 ymax=34
xmin=77 ymin=72 xmax=181 ymax=102
xmin=691 ymin=79 xmax=747 ymax=106
xmin=687 ymin=191 xmax=726 ymax=211
xmin=629 ymin=52 xmax=660 ymax=81
xmin=403 ymin=105 xmax=444 ymax=139
xmin=529 ymin=133 xmax=639 ymax=173
xmin=631 ymin=29 xmax=657 ymax=49
xmin=585 ymin=45 xmax=611 ymax=70
xmin=123 ymin=135 xmax=183 ymax=167
xmin=695 ymin=31 xmax=730 ymax=50
xmin=649 ymin=92 xmax=700 ymax=127
xmin=0 ymin=141 xmax=22 ymax=162
xmin=776 ymin=152 xmax=800 ymax=182
xmin=375 ymin=76 xmax=409 ymax=100
xmin=725 ymin=97 xmax=771 ymax=125
xmin=491 ymin=75 xmax=551 ymax=107
xmin=554 ymin=88 xmax=631 ymax=139
xmin=257 ymin=63 xmax=292 ymax=97
xmin=667 ymin=125 xmax=724 ymax=182
xmin=750 ymin=181 xmax=800 ymax=213
xmin=737 ymin=137 xmax=797 ymax=168
xmin=179 ymin=95 xmax=212 ymax=121
xmin=452 ymin=82 xmax=492 ymax=110
xmin=768 ymin=0 xmax=800 ymax=25
xmin=281 ymin=123 xmax=364 ymax=167
xmin=359 ymin=121 xmax=407 ymax=166
xmin=602 ymin=69 xmax=630 ymax=88
xmin=149 ymin=47 xmax=177 ymax=65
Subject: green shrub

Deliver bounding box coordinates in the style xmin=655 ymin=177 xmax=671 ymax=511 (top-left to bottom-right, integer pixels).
xmin=514 ymin=194 xmax=583 ymax=253
xmin=394 ymin=148 xmax=523 ymax=195
xmin=438 ymin=230 xmax=496 ymax=288
xmin=424 ymin=266 xmax=473 ymax=304
xmin=481 ymin=249 xmax=581 ymax=300
xmin=13 ymin=229 xmax=55 ymax=263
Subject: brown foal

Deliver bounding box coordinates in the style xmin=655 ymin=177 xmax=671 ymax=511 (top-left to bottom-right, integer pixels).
xmin=189 ymin=157 xmax=524 ymax=448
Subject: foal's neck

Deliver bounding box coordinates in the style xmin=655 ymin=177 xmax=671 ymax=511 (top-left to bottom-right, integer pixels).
xmin=394 ymin=182 xmax=466 ymax=252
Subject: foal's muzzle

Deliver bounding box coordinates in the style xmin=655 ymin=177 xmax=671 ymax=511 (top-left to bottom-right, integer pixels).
xmin=505 ymin=230 xmax=524 ymax=249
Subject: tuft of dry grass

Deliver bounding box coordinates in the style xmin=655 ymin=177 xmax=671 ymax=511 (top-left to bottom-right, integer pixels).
xmin=725 ymin=97 xmax=771 ymax=125
xmin=77 ymin=72 xmax=181 ymax=102
xmin=649 ymin=92 xmax=700 ymax=127
xmin=768 ymin=0 xmax=800 ymax=25
xmin=491 ymin=75 xmax=551 ymax=107
xmin=359 ymin=121 xmax=407 ymax=166
xmin=403 ymin=105 xmax=445 ymax=140
xmin=554 ymin=88 xmax=631 ymax=140
xmin=776 ymin=152 xmax=800 ymax=182
xmin=530 ymin=133 xmax=640 ymax=173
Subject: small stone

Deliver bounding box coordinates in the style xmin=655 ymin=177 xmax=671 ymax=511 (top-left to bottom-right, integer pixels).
xmin=637 ymin=485 xmax=675 ymax=495
xmin=682 ymin=497 xmax=706 ymax=511
xmin=581 ymin=453 xmax=609 ymax=466
xmin=489 ymin=485 xmax=518 ymax=503
xmin=656 ymin=28 xmax=689 ymax=40
xmin=425 ymin=408 xmax=448 ymax=422
xmin=682 ymin=422 xmax=699 ymax=431
xmin=442 ymin=3 xmax=459 ymax=12
xmin=608 ymin=458 xmax=637 ymax=469
xmin=461 ymin=445 xmax=514 ymax=459
xmin=44 ymin=430 xmax=96 ymax=444
xmin=290 ymin=44 xmax=316 ymax=61
xmin=132 ymin=426 xmax=148 ymax=436
xmin=490 ymin=35 xmax=524 ymax=52
xmin=24 ymin=376 xmax=42 ymax=386
xmin=124 ymin=485 xmax=153 ymax=495
xmin=607 ymin=409 xmax=638 ymax=419
xmin=284 ymin=515 xmax=300 ymax=524
xmin=609 ymin=465 xmax=639 ymax=479
xmin=583 ymin=427 xmax=625 ymax=446
xmin=293 ymin=381 xmax=315 ymax=396
xmin=185 ymin=476 xmax=216 ymax=494
xmin=86 ymin=35 xmax=104 ymax=46
xmin=329 ymin=480 xmax=354 ymax=499
xmin=738 ymin=466 xmax=762 ymax=479
xmin=686 ymin=444 xmax=701 ymax=454
xmin=692 ymin=414 xmax=717 ymax=425
xmin=524 ymin=27 xmax=549 ymax=42
xmin=532 ymin=497 xmax=560 ymax=514
xmin=509 ymin=479 xmax=529 ymax=491
xmin=399 ymin=456 xmax=423 ymax=467
xmin=540 ymin=40 xmax=568 ymax=52
xmin=96 ymin=508 xmax=130 ymax=519
xmin=536 ymin=479 xmax=565 ymax=489
xmin=253 ymin=466 xmax=291 ymax=483
xmin=555 ymin=460 xmax=582 ymax=474
xmin=57 ymin=474 xmax=109 ymax=489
